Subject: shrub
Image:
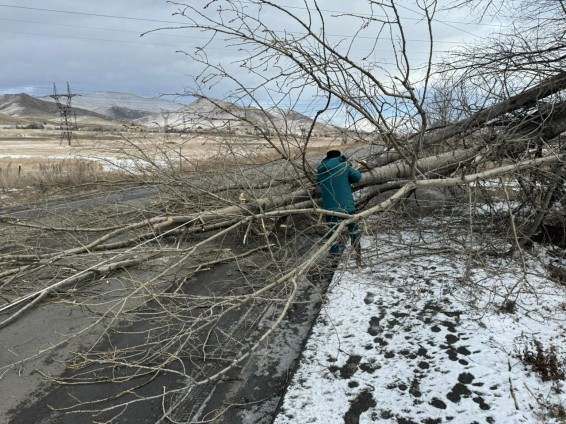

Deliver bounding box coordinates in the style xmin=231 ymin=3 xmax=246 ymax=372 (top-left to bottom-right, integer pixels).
xmin=518 ymin=337 xmax=565 ymax=383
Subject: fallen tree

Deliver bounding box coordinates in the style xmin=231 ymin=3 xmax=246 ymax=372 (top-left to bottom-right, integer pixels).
xmin=2 ymin=0 xmax=566 ymax=422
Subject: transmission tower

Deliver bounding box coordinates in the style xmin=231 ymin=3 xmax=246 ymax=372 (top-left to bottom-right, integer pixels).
xmin=50 ymin=82 xmax=78 ymax=146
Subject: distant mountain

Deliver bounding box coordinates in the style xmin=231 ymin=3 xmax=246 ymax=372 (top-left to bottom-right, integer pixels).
xmin=0 ymin=92 xmax=340 ymax=135
xmin=0 ymin=111 xmax=25 ymax=126
xmin=39 ymin=92 xmax=184 ymax=120
xmin=134 ymin=97 xmax=340 ymax=136
xmin=135 ymin=97 xmax=260 ymax=128
xmin=0 ymin=93 xmax=107 ymax=122
xmin=0 ymin=93 xmax=60 ymax=119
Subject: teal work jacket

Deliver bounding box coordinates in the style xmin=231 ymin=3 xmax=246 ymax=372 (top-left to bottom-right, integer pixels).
xmin=316 ymin=156 xmax=362 ymax=214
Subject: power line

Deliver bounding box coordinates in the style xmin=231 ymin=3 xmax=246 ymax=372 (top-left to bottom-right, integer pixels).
xmin=0 ymin=4 xmax=185 ymax=25
xmin=0 ymin=17 xmax=149 ymax=36
xmin=0 ymin=28 xmax=453 ymax=58
xmin=0 ymin=29 xmax=197 ymax=49
xmin=218 ymin=1 xmax=512 ymax=28
xmin=394 ymin=2 xmax=492 ymax=38
xmin=0 ymin=16 xmax=469 ymax=45
xmin=0 ymin=17 xmax=201 ymax=40
xmin=0 ymin=2 xmax=510 ymax=30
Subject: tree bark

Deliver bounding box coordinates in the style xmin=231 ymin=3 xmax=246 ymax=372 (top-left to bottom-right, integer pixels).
xmin=421 ymin=72 xmax=566 ymax=146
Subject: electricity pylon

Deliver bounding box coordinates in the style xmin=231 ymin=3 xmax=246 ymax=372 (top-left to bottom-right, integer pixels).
xmin=50 ymin=82 xmax=78 ymax=146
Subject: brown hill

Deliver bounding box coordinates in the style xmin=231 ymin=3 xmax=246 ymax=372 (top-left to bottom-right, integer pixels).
xmin=0 ymin=93 xmax=113 ymax=125
xmin=0 ymin=111 xmax=25 ymax=126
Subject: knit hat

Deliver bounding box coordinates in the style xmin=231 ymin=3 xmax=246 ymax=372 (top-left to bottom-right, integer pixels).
xmin=326 ymin=150 xmax=341 ymax=159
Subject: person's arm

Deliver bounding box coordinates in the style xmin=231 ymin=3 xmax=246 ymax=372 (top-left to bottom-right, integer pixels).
xmin=348 ymin=165 xmax=362 ymax=183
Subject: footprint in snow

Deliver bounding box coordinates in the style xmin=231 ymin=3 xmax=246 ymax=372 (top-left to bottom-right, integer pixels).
xmin=363 ymin=292 xmax=375 ymax=304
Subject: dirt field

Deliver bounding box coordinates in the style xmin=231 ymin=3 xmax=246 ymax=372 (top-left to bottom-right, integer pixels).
xmin=0 ymin=128 xmax=344 ymax=165
xmin=0 ymin=127 xmax=347 ymax=210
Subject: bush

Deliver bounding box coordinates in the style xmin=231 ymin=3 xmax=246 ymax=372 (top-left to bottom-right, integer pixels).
xmin=518 ymin=337 xmax=565 ymax=383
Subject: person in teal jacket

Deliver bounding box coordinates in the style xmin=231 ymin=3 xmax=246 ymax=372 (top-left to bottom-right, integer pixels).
xmin=316 ymin=150 xmax=362 ymax=255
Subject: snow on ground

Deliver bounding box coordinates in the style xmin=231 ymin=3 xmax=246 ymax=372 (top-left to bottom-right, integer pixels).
xmin=275 ymin=219 xmax=566 ymax=424
xmin=0 ymin=153 xmax=160 ymax=173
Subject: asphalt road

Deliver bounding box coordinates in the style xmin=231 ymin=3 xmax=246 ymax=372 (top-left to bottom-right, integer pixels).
xmin=0 ymin=179 xmax=336 ymax=423
xmin=1 ymin=184 xmax=162 ymax=219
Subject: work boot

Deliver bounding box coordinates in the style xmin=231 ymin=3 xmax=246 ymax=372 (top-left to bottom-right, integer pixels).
xmin=354 ymin=242 xmax=362 ymax=268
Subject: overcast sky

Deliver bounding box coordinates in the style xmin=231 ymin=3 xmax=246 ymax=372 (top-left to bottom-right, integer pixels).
xmin=0 ymin=1 xmax=504 ymax=104
xmin=0 ymin=1 xmax=198 ymax=101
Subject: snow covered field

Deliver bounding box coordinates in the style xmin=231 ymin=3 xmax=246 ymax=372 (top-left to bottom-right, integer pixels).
xmin=275 ymin=217 xmax=566 ymax=423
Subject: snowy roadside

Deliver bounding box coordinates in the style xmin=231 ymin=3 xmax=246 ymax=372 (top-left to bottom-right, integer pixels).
xmin=274 ymin=220 xmax=566 ymax=423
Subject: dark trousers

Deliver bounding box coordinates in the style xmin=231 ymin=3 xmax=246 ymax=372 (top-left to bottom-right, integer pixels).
xmin=325 ymin=215 xmax=361 ymax=255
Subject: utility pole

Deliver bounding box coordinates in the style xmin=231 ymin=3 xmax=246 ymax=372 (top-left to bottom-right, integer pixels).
xmin=162 ymin=109 xmax=169 ymax=139
xmin=50 ymin=82 xmax=78 ymax=146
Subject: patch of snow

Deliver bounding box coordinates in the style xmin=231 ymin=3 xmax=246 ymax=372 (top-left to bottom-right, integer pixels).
xmin=275 ymin=223 xmax=566 ymax=424
xmin=0 ymin=154 xmax=69 ymax=160
xmin=0 ymin=153 xmax=165 ymax=173
xmin=85 ymin=156 xmax=159 ymax=172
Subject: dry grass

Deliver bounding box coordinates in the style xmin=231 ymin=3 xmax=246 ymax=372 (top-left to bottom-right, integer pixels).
xmin=0 ymin=130 xmax=350 ymax=208
xmin=0 ymin=158 xmax=131 ymax=209
xmin=521 ymin=339 xmax=565 ymax=383
xmin=0 ymin=158 xmax=113 ymax=188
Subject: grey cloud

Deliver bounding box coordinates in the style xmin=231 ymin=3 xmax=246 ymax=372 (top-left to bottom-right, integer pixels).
xmin=1 ymin=0 xmax=195 ymax=99
xmin=0 ymin=0 xmax=502 ymax=104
